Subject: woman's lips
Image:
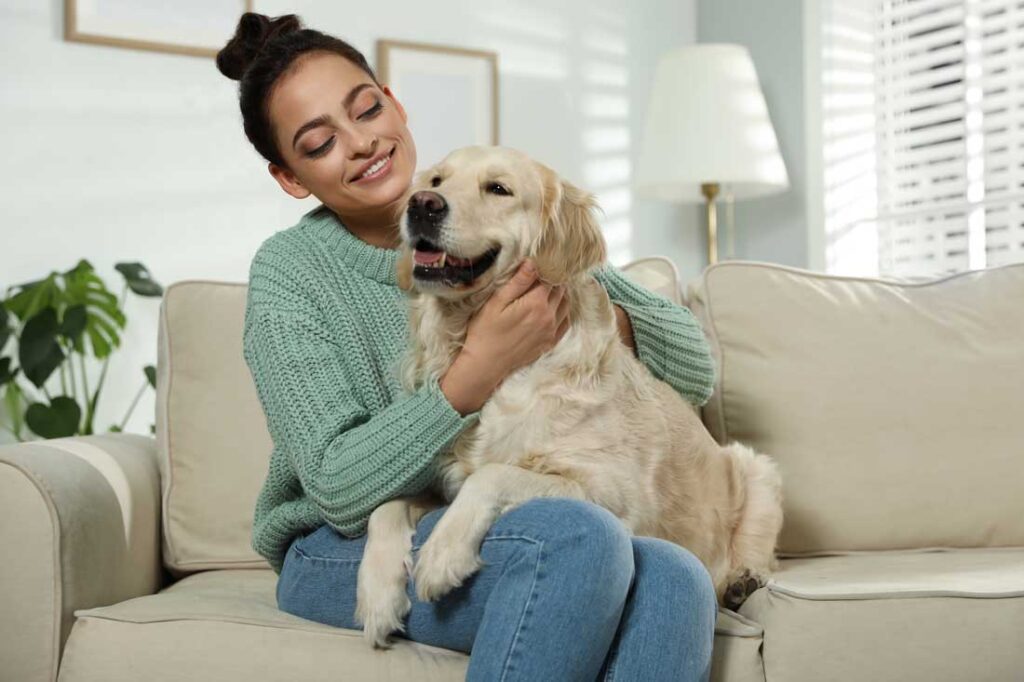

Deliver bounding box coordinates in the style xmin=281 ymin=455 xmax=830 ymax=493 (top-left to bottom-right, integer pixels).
xmin=353 ymin=146 xmax=396 ymax=184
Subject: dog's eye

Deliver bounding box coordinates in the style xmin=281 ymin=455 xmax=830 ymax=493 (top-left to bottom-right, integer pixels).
xmin=487 ymin=182 xmax=512 ymax=196
xmin=431 ymin=176 xmax=442 ymax=188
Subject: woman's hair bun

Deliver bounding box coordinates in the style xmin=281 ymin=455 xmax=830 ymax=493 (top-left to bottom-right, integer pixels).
xmin=217 ymin=12 xmax=302 ymax=81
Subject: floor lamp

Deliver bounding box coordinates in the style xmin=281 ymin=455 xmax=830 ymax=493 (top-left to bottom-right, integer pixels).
xmin=635 ymin=43 xmax=790 ymax=266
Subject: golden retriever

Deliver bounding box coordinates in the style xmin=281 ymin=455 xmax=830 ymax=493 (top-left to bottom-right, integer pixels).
xmin=354 ymin=145 xmax=784 ymax=649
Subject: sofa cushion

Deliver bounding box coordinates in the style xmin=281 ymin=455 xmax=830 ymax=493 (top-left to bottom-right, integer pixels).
xmin=156 ymin=282 xmax=272 ymax=573
xmin=739 ymin=547 xmax=1024 ymax=682
xmin=686 ymin=261 xmax=1024 ymax=554
xmin=60 ymin=569 xmax=765 ymax=682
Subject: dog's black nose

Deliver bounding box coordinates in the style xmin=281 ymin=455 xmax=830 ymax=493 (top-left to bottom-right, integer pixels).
xmin=408 ymin=191 xmax=448 ymax=224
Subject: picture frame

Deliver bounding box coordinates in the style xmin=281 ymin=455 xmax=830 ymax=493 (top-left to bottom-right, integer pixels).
xmin=64 ymin=0 xmax=254 ymax=59
xmin=376 ymin=39 xmax=499 ymax=172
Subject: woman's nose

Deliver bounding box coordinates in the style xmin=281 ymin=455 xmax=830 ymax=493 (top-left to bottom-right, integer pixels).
xmin=343 ymin=128 xmax=377 ymax=157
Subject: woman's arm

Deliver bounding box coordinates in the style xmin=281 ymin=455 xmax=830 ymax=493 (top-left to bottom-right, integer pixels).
xmin=593 ymin=263 xmax=717 ymax=406
xmin=243 ymin=280 xmax=479 ymax=539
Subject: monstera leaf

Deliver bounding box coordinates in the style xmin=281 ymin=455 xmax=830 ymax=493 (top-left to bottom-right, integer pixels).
xmin=61 ymin=259 xmax=126 ymax=359
xmin=18 ymin=308 xmax=65 ymax=388
xmin=115 ymin=263 xmax=164 ymax=297
xmin=25 ymin=396 xmax=81 ymax=439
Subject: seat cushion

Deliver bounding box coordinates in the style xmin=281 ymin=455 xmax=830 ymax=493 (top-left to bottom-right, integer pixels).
xmin=58 ymin=569 xmax=764 ymax=682
xmin=686 ymin=260 xmax=1024 ymax=554
xmin=739 ymin=547 xmax=1024 ymax=682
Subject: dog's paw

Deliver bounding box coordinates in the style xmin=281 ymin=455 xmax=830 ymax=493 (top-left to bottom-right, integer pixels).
xmin=722 ymin=568 xmax=768 ymax=612
xmin=412 ymin=536 xmax=484 ymax=603
xmin=355 ymin=562 xmax=413 ymax=649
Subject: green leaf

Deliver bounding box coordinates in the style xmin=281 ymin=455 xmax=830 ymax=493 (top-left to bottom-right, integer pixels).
xmin=62 ymin=262 xmax=125 ymax=359
xmin=0 ymin=301 xmax=10 ymax=351
xmin=25 ymin=396 xmax=81 ymax=438
xmin=144 ymin=365 xmax=156 ymax=389
xmin=0 ymin=358 xmax=15 ymax=385
xmin=59 ymin=304 xmax=88 ymax=344
xmin=3 ymin=382 xmax=24 ymax=435
xmin=4 ymin=273 xmax=61 ymax=323
xmin=115 ymin=262 xmax=164 ymax=297
xmin=19 ymin=308 xmax=65 ymax=388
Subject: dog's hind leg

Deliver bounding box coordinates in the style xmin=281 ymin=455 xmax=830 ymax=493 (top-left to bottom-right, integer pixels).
xmin=720 ymin=442 xmax=785 ymax=611
xmin=355 ymin=494 xmax=441 ymax=648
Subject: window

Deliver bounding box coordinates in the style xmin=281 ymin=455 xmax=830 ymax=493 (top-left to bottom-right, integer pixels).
xmin=822 ymin=0 xmax=1024 ymax=278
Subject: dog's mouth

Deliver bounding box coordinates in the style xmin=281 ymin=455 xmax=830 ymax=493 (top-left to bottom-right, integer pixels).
xmin=412 ymin=238 xmax=501 ymax=287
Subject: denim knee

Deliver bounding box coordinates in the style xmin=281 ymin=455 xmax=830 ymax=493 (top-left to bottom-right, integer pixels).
xmin=634 ymin=537 xmax=718 ymax=616
xmin=496 ymin=497 xmax=635 ymax=586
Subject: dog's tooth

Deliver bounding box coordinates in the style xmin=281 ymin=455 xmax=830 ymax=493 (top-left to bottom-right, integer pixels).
xmin=439 ymin=252 xmax=446 ymax=268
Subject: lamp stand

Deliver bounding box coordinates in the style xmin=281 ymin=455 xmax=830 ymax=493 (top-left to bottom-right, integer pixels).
xmin=701 ymin=182 xmax=720 ymax=265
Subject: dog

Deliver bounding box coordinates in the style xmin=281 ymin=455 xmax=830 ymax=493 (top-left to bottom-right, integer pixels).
xmin=353 ymin=145 xmax=784 ymax=649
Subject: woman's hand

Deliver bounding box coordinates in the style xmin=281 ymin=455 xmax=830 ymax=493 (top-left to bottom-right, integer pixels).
xmin=440 ymin=259 xmax=570 ymax=415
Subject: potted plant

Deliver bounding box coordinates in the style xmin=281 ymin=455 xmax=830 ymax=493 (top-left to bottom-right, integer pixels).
xmin=0 ymin=259 xmax=163 ymax=442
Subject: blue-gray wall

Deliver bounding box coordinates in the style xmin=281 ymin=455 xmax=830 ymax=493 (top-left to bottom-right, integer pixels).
xmin=697 ymin=0 xmax=821 ymax=269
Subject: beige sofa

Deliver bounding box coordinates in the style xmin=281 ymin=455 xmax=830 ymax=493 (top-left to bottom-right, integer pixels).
xmin=3 ymin=258 xmax=1023 ymax=682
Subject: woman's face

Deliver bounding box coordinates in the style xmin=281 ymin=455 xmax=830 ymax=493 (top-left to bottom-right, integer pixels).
xmin=267 ymin=51 xmax=417 ymax=230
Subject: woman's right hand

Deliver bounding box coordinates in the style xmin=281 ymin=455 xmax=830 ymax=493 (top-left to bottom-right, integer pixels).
xmin=440 ymin=259 xmax=571 ymax=415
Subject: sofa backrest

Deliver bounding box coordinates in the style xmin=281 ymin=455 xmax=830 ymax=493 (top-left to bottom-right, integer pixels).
xmin=686 ymin=261 xmax=1024 ymax=556
xmin=155 ymin=281 xmax=271 ymax=574
xmin=154 ymin=260 xmax=678 ymax=574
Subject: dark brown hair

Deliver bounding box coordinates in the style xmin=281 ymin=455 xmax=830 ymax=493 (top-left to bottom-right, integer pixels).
xmin=216 ymin=12 xmax=380 ymax=168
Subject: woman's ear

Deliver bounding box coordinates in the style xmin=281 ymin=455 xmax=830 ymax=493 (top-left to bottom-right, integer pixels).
xmin=382 ymin=85 xmax=408 ymax=124
xmin=532 ymin=163 xmax=607 ymax=284
xmin=267 ymin=162 xmax=312 ymax=200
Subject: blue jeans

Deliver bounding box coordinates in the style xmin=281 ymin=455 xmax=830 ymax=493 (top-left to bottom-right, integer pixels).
xmin=276 ymin=497 xmax=718 ymax=681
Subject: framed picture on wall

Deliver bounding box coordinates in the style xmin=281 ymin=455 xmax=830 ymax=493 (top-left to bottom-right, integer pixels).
xmin=64 ymin=0 xmax=254 ymax=59
xmin=376 ymin=39 xmax=499 ymax=172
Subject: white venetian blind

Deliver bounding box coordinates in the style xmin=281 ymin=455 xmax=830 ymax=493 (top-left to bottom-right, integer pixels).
xmin=822 ymin=0 xmax=1024 ymax=278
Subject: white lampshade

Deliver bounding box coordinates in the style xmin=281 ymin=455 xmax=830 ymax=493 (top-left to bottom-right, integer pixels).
xmin=635 ymin=43 xmax=789 ymax=204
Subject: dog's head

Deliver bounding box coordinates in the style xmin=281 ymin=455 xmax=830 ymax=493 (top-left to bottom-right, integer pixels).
xmin=396 ymin=145 xmax=606 ymax=300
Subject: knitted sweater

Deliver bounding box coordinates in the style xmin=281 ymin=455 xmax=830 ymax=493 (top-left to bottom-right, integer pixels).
xmin=243 ymin=203 xmax=718 ymax=574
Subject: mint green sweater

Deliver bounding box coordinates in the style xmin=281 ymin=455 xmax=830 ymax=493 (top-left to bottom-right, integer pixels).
xmin=243 ymin=203 xmax=717 ymax=574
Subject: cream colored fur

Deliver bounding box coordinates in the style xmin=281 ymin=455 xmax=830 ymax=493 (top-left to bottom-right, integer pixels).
xmin=355 ymin=146 xmax=784 ymax=649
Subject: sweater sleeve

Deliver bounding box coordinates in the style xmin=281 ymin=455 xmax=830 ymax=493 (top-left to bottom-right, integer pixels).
xmin=593 ymin=263 xmax=717 ymax=406
xmin=242 ymin=277 xmax=479 ymax=538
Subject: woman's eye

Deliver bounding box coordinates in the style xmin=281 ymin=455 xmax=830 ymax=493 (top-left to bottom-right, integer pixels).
xmin=487 ymin=182 xmax=512 ymax=196
xmin=307 ymin=138 xmax=334 ymax=158
xmin=359 ymin=101 xmax=383 ymax=119
xmin=431 ymin=176 xmax=442 ymax=187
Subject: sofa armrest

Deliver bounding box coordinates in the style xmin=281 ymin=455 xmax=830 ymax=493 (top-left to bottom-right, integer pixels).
xmin=0 ymin=433 xmax=163 ymax=682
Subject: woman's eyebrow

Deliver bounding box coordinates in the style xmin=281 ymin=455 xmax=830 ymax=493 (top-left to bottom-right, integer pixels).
xmin=290 ymin=83 xmax=376 ymax=150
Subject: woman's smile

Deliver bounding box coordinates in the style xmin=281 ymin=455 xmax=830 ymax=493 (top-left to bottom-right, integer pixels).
xmin=351 ymin=145 xmax=396 ymax=185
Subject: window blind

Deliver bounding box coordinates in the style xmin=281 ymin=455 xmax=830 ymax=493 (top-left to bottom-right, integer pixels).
xmin=821 ymin=0 xmax=1024 ymax=277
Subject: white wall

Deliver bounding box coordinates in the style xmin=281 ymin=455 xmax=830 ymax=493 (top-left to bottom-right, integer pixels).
xmin=0 ymin=0 xmax=700 ymax=443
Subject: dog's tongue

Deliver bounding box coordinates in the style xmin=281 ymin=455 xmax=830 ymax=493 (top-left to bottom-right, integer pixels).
xmin=413 ymin=250 xmax=475 ymax=267
xmin=414 ymin=249 xmax=445 ymax=265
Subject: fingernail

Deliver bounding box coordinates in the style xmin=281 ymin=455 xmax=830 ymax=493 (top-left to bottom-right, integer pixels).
xmin=523 ymin=260 xmax=536 ymax=273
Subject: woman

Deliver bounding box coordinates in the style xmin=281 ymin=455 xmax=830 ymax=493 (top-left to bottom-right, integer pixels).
xmin=220 ymin=12 xmax=720 ymax=681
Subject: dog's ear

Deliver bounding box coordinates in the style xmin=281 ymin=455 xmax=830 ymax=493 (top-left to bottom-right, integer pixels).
xmin=532 ymin=163 xmax=607 ymax=284
xmin=396 ymin=243 xmax=415 ymax=291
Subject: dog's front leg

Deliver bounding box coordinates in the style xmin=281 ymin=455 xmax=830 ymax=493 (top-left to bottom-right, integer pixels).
xmin=355 ymin=494 xmax=441 ymax=648
xmin=412 ymin=462 xmax=586 ymax=602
